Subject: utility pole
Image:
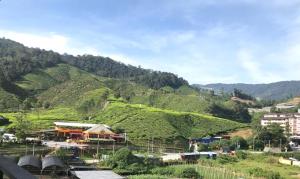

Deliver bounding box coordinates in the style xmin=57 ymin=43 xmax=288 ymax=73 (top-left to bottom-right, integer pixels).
xmin=280 ymin=139 xmax=282 ymax=149
xmin=124 ymin=133 xmax=127 ymax=144
xmin=147 ymin=138 xmax=150 ymax=154
xmin=253 ymin=137 xmax=255 ymax=151
xmin=32 ymin=143 xmax=35 ymax=156
xmin=25 ymin=143 xmax=28 ymax=155
xmin=126 ymin=134 xmax=129 ymax=147
xmin=113 ymin=140 xmax=115 ymax=155
xmin=151 ymin=137 xmax=154 ymax=153
xmin=96 ymin=138 xmax=100 ymax=158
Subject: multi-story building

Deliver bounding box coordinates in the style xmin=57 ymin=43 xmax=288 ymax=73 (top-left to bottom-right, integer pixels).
xmin=261 ymin=113 xmax=300 ymax=136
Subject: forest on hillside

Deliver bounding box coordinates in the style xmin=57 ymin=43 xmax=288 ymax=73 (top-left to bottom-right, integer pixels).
xmin=0 ymin=38 xmax=188 ymax=89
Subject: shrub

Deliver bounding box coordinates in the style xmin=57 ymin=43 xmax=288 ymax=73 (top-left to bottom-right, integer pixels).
xmin=236 ymin=151 xmax=247 ymax=160
xmin=293 ymin=152 xmax=300 ymax=161
xmin=108 ymin=148 xmax=140 ymax=168
xmin=248 ymin=167 xmax=265 ymax=177
xmin=128 ymin=174 xmax=169 ymax=179
xmin=127 ymin=163 xmax=148 ymax=175
xmin=248 ymin=167 xmax=282 ymax=179
xmin=197 ymin=143 xmax=209 ymax=152
xmin=144 ymin=156 xmax=162 ymax=169
xmin=174 ymin=167 xmax=202 ymax=179
xmin=109 ymin=148 xmax=161 ymax=175
xmin=267 ymin=171 xmax=282 ymax=179
xmin=0 ymin=116 xmax=9 ymax=126
xmin=151 ymin=167 xmax=175 ymax=176
xmin=230 ymin=136 xmax=248 ymax=150
xmin=217 ymin=154 xmax=238 ymax=164
xmin=247 ymin=137 xmax=265 ymax=151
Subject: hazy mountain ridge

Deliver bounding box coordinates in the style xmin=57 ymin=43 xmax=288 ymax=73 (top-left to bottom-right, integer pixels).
xmin=194 ymin=81 xmax=300 ymax=100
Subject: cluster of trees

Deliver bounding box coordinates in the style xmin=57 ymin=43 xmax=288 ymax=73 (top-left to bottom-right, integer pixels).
xmin=197 ymin=136 xmax=249 ymax=152
xmin=253 ymin=123 xmax=287 ymax=148
xmin=108 ymin=147 xmax=160 ymax=175
xmin=197 ymin=123 xmax=287 ymax=153
xmin=232 ymin=88 xmax=254 ymax=100
xmin=0 ymin=38 xmax=60 ymax=82
xmin=5 ymin=113 xmax=32 ymax=141
xmin=62 ymin=54 xmax=188 ymax=89
xmin=206 ymin=102 xmax=251 ymax=123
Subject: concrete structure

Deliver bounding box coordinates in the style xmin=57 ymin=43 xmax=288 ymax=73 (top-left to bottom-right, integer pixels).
xmin=276 ymin=103 xmax=296 ymax=110
xmin=261 ymin=113 xmax=300 ymax=135
xmin=248 ymin=107 xmax=272 ymax=113
xmin=71 ymin=170 xmax=124 ymax=179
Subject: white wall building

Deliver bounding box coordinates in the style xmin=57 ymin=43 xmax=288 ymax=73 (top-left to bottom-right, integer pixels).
xmin=261 ymin=113 xmax=300 ymax=135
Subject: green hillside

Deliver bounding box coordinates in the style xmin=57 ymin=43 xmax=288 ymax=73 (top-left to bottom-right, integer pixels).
xmin=92 ymin=102 xmax=245 ymax=141
xmin=0 ymin=64 xmax=246 ymax=143
xmin=0 ymin=102 xmax=244 ymax=143
xmin=0 ymin=39 xmax=249 ymax=144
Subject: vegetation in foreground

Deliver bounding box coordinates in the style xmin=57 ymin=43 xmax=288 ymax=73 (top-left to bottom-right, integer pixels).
xmin=127 ymin=153 xmax=300 ymax=179
xmin=104 ymin=147 xmax=300 ymax=179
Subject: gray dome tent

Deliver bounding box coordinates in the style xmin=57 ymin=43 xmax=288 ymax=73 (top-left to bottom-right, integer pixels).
xmin=18 ymin=155 xmax=42 ymax=173
xmin=41 ymin=156 xmax=64 ymax=173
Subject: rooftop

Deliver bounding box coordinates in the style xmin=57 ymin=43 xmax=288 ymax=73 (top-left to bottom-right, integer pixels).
xmin=54 ymin=122 xmax=97 ymax=128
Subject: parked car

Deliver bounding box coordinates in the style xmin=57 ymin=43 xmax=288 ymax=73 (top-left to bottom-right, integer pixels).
xmin=2 ymin=133 xmax=17 ymax=142
xmin=25 ymin=137 xmax=41 ymax=144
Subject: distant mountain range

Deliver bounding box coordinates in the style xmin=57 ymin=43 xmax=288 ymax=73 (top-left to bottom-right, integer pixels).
xmin=193 ymin=81 xmax=300 ymax=100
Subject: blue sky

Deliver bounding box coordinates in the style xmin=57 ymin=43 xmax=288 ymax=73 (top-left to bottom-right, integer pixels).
xmin=1 ymin=0 xmax=300 ymax=84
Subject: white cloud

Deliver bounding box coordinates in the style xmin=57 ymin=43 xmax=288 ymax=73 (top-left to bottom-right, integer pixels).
xmin=237 ymin=49 xmax=283 ymax=83
xmin=0 ymin=29 xmax=142 ymax=66
xmin=0 ymin=30 xmax=69 ymax=54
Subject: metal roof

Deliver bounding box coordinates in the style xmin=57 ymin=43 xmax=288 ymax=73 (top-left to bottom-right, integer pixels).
xmin=18 ymin=155 xmax=42 ymax=170
xmin=72 ymin=170 xmax=124 ymax=179
xmin=83 ymin=124 xmax=114 ymax=135
xmin=42 ymin=156 xmax=64 ymax=170
xmin=199 ymin=152 xmax=217 ymax=155
xmin=54 ymin=122 xmax=97 ymax=128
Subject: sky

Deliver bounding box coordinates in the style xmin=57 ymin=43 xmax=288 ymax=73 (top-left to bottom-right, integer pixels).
xmin=1 ymin=0 xmax=300 ymax=84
